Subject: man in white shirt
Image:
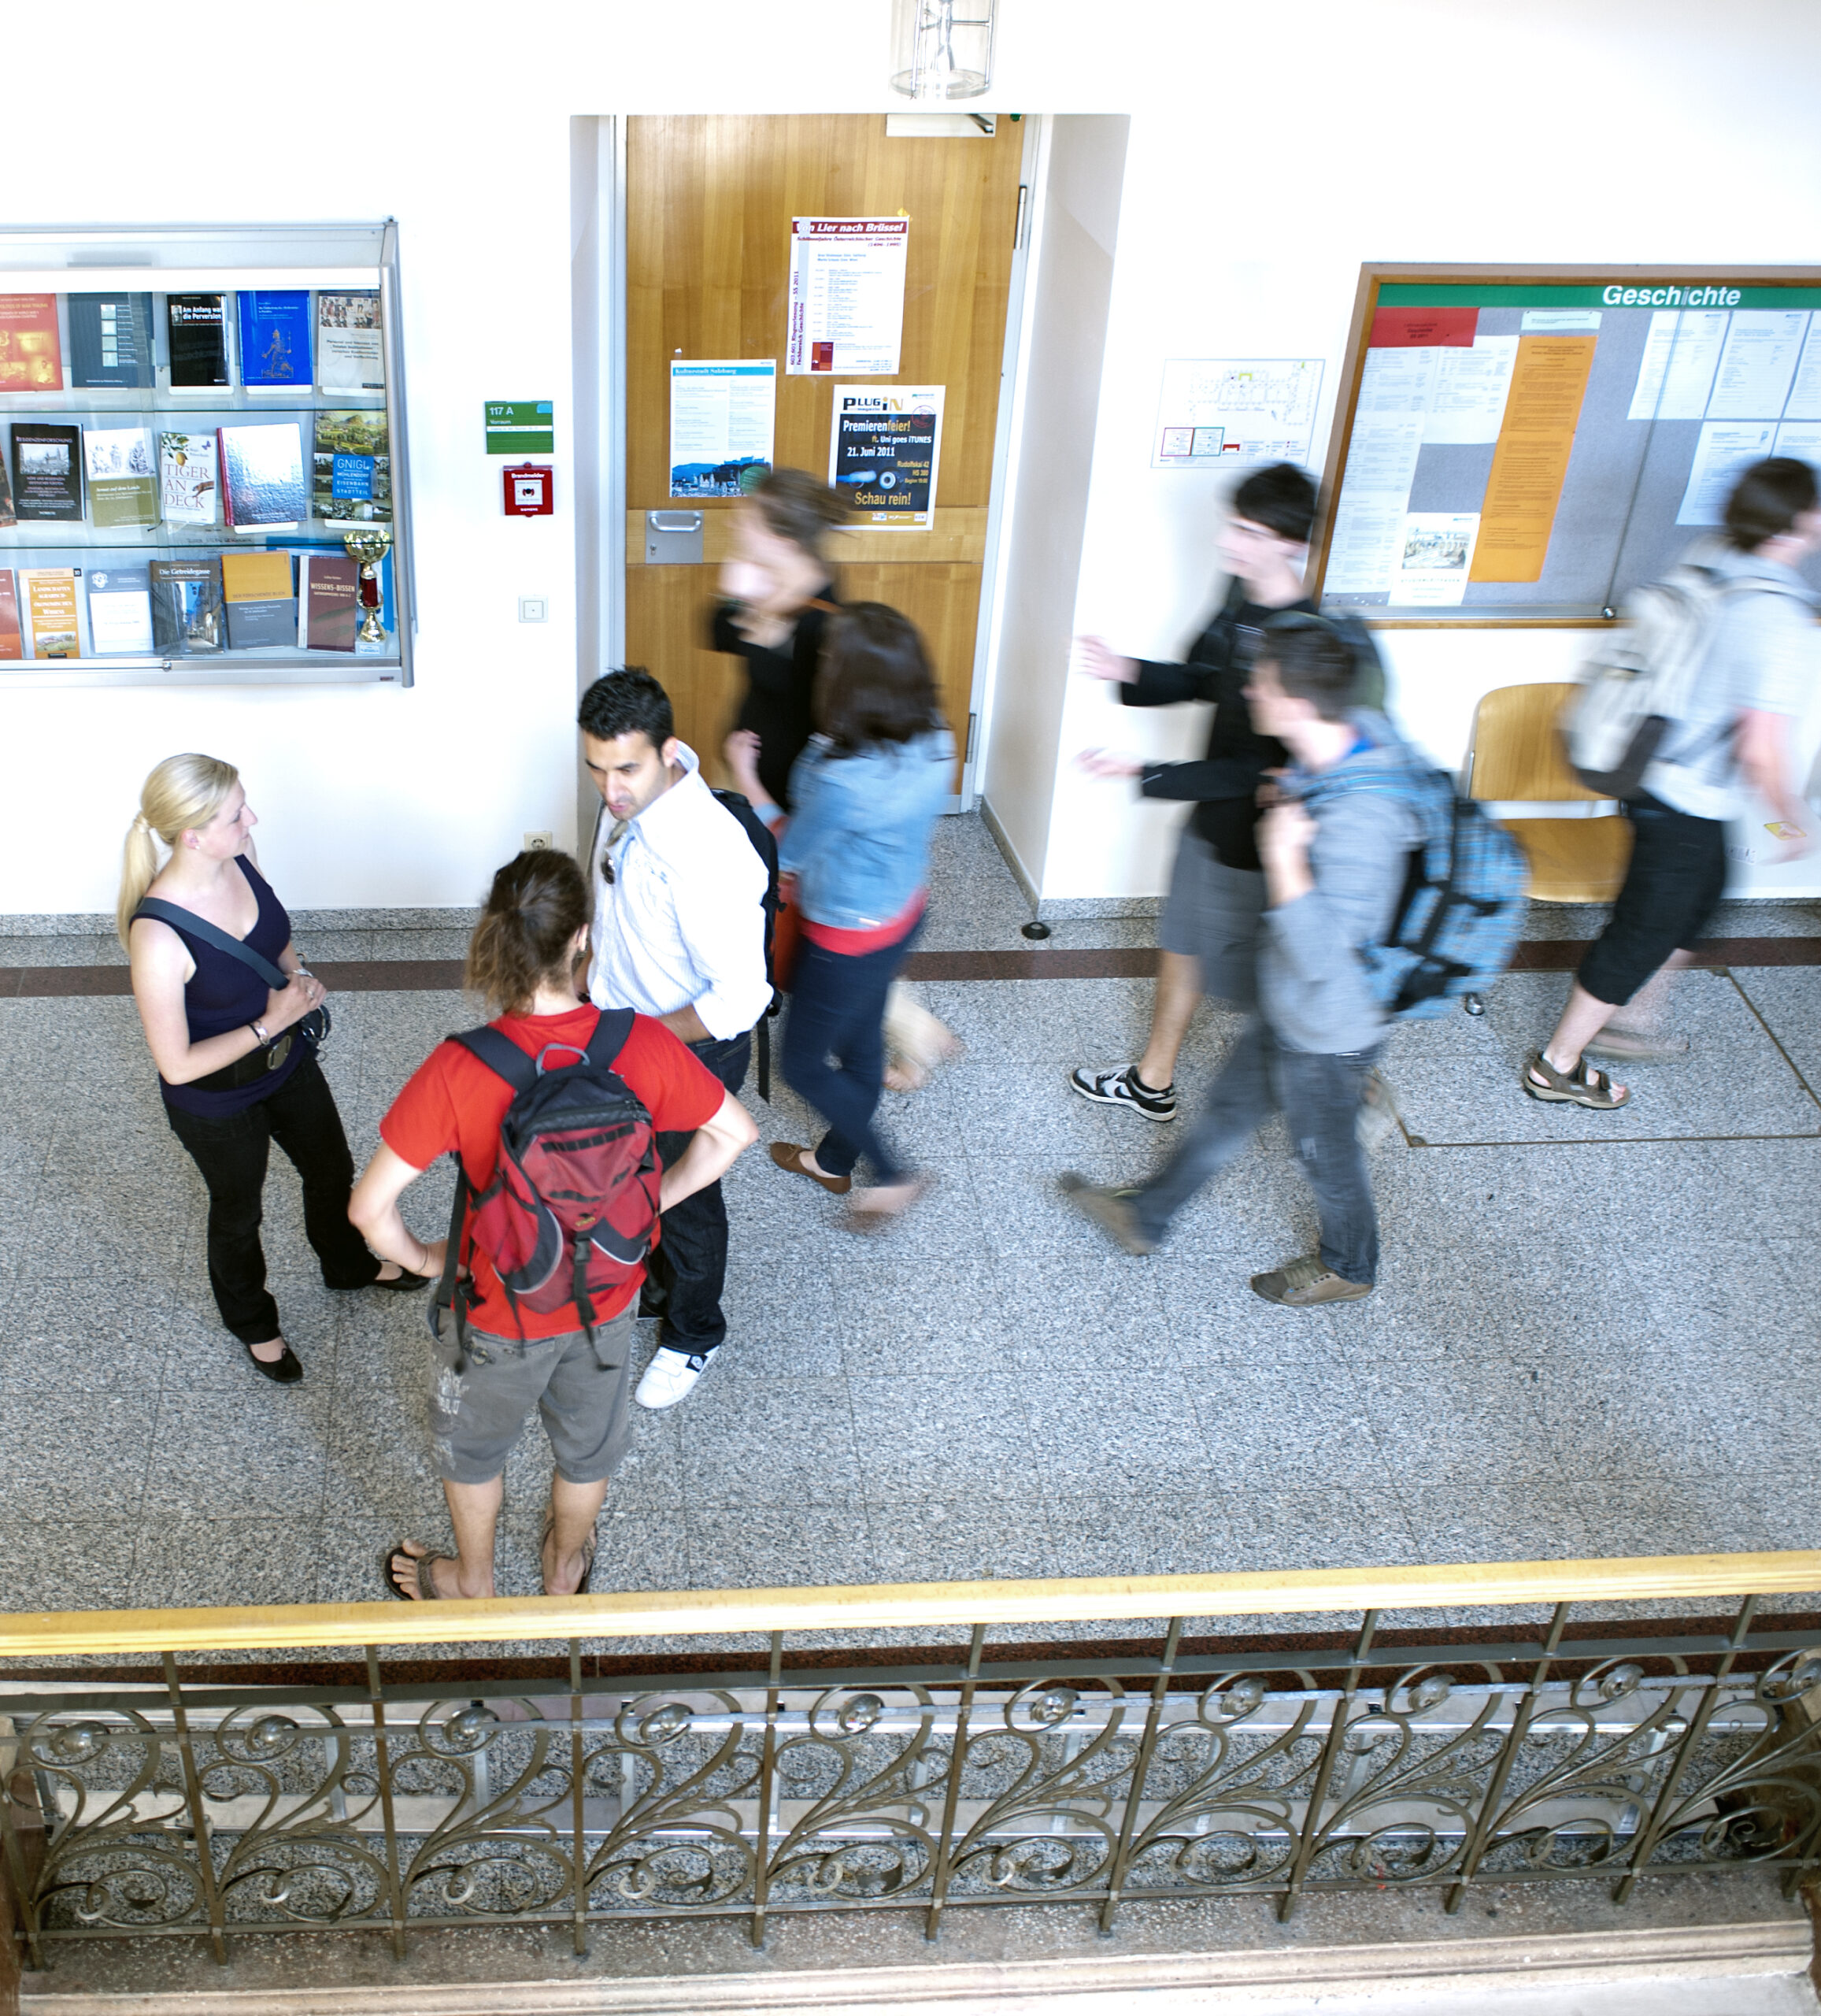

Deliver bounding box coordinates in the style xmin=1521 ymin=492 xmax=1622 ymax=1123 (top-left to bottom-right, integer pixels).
xmin=579 ymin=667 xmax=771 ymax=1408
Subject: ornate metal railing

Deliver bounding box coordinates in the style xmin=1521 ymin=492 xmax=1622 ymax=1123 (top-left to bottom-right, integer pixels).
xmin=5 ymin=1552 xmax=1821 ymax=1968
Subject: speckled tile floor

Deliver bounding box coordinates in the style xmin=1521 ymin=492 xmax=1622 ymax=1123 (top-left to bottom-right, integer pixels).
xmin=0 ymin=812 xmax=1818 ymax=1618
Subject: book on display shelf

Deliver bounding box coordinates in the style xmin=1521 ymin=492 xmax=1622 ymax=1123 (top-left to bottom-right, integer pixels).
xmin=19 ymin=567 xmax=81 ymax=659
xmin=84 ymin=425 xmax=159 ymax=529
xmin=220 ymin=549 xmax=296 ymax=648
xmin=86 ymin=565 xmax=154 ymax=656
xmin=0 ymin=571 xmax=20 ymax=661
xmin=217 ymin=422 xmax=305 ymax=530
xmin=316 ymin=291 xmax=384 ymax=392
xmin=311 ymin=408 xmax=390 ymax=524
xmin=159 ymin=431 xmax=218 ymax=524
xmin=9 ymin=422 xmax=83 ymax=522
xmin=297 ymin=551 xmax=358 ymax=651
xmin=166 ymin=294 xmax=230 ymax=388
xmin=0 ymin=443 xmax=14 ymax=528
xmin=0 ymin=295 xmax=63 ymax=392
xmin=236 ymin=290 xmax=312 ymax=392
xmin=68 ymin=292 xmax=154 ymax=389
xmin=150 ymin=557 xmax=222 ymax=654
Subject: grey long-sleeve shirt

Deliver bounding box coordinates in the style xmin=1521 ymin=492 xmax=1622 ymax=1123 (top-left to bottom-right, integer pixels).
xmin=1260 ymin=711 xmax=1423 ymax=1056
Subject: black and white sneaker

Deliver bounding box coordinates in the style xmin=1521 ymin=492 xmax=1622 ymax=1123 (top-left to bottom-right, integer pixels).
xmin=1068 ymin=1064 xmax=1178 ymax=1122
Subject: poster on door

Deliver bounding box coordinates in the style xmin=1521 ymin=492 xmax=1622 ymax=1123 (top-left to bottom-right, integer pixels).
xmin=786 ymin=218 xmax=909 ymax=376
xmin=668 ymin=360 xmax=776 ymax=498
xmin=828 ymin=385 xmax=944 ymax=525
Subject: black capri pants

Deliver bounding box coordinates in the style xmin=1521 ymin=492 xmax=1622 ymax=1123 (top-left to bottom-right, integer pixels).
xmin=1576 ymin=793 xmax=1728 ymax=1009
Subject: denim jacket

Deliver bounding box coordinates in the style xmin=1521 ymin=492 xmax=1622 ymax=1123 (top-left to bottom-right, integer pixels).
xmin=779 ymin=728 xmax=955 ymax=929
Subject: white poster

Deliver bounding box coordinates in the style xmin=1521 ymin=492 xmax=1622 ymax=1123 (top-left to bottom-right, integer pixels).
xmin=1423 ymin=336 xmax=1519 ymax=446
xmin=1354 ymin=346 xmax=1440 ymax=415
xmin=1151 ymin=357 xmax=1323 ymax=469
xmin=1783 ymin=317 xmax=1821 ymax=422
xmin=1706 ymin=310 xmax=1810 ymax=420
xmin=786 ymin=218 xmax=909 ymax=376
xmin=668 ymin=360 xmax=776 ymax=498
xmin=1628 ymin=309 xmax=1730 ymax=422
xmin=1390 ymin=511 xmax=1480 ymax=606
xmin=1322 ymin=413 xmax=1424 ymax=595
xmin=1677 ymin=420 xmax=1778 ymax=525
xmin=1774 ymin=419 xmax=1821 ymax=469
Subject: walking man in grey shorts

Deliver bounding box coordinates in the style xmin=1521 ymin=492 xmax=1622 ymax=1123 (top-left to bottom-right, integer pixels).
xmin=1072 ymin=464 xmax=1381 ymax=1121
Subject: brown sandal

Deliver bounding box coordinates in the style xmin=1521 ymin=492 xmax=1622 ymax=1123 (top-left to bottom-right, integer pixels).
xmin=1523 ymin=1050 xmax=1630 ymax=1110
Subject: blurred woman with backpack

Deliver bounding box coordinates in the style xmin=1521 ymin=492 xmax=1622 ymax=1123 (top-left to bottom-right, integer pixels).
xmin=120 ymin=752 xmax=418 ymax=1386
xmin=349 ymin=849 xmax=756 ymax=1602
xmin=726 ymin=602 xmax=954 ymax=1230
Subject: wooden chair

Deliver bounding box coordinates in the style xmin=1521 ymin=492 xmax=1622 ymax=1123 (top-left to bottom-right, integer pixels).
xmin=1464 ymin=683 xmax=1633 ymax=904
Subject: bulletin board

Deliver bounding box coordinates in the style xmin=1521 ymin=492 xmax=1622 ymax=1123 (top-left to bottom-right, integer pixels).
xmin=1310 ymin=264 xmax=1821 ymax=624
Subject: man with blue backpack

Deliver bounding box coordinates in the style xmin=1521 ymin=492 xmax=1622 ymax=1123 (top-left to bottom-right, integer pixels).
xmin=1062 ymin=615 xmax=1472 ymax=1305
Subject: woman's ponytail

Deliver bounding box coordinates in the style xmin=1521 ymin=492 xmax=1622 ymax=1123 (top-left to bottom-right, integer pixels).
xmin=116 ymin=756 xmax=239 ymax=948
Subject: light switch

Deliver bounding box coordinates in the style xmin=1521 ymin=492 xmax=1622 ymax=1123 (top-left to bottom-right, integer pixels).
xmin=519 ymin=597 xmax=547 ymax=623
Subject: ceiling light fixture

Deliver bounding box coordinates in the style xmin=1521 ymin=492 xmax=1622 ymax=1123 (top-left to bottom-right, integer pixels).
xmin=890 ymin=0 xmax=996 ymax=102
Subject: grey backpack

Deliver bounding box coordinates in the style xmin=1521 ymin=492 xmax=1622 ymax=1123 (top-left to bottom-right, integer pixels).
xmin=1564 ymin=562 xmax=1792 ymax=798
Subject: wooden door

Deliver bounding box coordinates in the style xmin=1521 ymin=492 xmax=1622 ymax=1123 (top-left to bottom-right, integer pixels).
xmin=624 ymin=114 xmax=1025 ymax=785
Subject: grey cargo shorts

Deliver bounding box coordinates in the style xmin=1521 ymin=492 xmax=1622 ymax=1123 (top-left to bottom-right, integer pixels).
xmin=428 ymin=1306 xmax=636 ymax=1487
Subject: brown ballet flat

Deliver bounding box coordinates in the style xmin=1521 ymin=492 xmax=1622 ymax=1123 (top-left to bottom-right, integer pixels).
xmin=769 ymin=1142 xmax=853 ymax=1195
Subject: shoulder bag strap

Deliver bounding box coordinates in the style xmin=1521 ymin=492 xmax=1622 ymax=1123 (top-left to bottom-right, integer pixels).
xmin=132 ymin=897 xmax=289 ymax=991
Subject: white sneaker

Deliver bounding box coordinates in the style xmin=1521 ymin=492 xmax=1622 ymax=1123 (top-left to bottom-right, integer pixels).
xmin=635 ymin=1346 xmax=712 ymax=1410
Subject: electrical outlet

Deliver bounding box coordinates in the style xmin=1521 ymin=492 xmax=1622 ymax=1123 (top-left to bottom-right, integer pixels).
xmin=524 ymin=831 xmax=553 ymax=851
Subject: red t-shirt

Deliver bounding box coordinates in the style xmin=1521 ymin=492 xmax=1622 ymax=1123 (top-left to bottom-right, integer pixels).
xmin=380 ymin=1004 xmax=724 ymax=1339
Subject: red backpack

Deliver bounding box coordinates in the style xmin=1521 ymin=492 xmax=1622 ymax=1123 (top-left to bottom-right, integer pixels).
xmin=427 ymin=1006 xmax=660 ymax=1362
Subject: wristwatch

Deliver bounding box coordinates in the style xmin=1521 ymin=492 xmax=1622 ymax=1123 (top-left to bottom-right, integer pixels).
xmin=250 ymin=1020 xmax=272 ymax=1049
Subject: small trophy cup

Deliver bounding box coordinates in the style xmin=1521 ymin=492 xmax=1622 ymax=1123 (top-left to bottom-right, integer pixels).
xmin=341 ymin=527 xmax=394 ymax=647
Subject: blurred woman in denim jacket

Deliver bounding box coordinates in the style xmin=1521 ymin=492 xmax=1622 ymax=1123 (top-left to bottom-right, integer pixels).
xmin=727 ymin=603 xmax=953 ymax=1229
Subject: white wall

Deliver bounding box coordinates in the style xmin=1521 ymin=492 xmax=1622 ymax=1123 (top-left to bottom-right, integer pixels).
xmin=978 ymin=116 xmax=1129 ymax=899
xmin=5 ymin=1 xmax=1819 ymax=913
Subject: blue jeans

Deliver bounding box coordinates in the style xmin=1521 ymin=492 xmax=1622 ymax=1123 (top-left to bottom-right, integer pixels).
xmin=1131 ymin=1015 xmax=1382 ymax=1284
xmin=780 ymin=917 xmax=923 ymax=1184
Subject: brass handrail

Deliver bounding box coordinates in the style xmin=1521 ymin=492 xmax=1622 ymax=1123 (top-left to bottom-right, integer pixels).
xmin=3 ymin=1550 xmax=1819 ymax=1658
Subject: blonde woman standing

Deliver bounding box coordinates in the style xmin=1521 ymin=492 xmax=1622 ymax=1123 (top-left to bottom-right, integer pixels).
xmin=120 ymin=754 xmax=423 ymax=1383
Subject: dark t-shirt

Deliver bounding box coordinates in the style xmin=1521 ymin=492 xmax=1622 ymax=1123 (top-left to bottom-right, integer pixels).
xmin=709 ymin=591 xmax=838 ymax=811
xmin=1120 ymin=590 xmax=1310 ymax=872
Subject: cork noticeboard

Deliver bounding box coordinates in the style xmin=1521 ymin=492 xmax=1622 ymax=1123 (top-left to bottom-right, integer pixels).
xmin=1311 ymin=264 xmax=1821 ymax=626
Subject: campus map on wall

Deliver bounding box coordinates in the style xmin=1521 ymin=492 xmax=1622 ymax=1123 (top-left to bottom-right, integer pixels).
xmin=1153 ymin=358 xmax=1323 ymax=469
xmin=1317 ymin=278 xmax=1821 ymax=617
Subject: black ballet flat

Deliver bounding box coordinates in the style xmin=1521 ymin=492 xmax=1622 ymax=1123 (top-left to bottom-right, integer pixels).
xmin=244 ymin=1340 xmax=304 ymax=1384
xmin=368 ymin=1266 xmax=435 ymax=1294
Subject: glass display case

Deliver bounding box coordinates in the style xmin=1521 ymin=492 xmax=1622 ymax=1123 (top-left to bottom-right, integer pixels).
xmin=0 ymin=220 xmax=413 ymax=686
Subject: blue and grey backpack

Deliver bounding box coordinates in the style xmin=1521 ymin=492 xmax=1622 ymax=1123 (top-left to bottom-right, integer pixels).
xmin=1350 ymin=757 xmax=1530 ymax=1020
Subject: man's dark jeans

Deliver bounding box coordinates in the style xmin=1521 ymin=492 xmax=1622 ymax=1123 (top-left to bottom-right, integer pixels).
xmin=642 ymin=1028 xmax=751 ymax=1358
xmin=164 ymin=1053 xmax=380 ymax=1343
xmin=1131 ymin=1014 xmax=1382 ymax=1284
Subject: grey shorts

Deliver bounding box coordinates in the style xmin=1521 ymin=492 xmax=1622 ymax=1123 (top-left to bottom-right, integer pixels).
xmin=1158 ymin=831 xmax=1266 ymax=1009
xmin=429 ymin=1306 xmax=636 ymax=1488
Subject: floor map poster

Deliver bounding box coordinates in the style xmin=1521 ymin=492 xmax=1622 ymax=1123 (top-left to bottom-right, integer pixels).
xmin=1152 ymin=358 xmax=1323 ymax=469
xmin=786 ymin=219 xmax=909 ymax=376
xmin=828 ymin=385 xmax=944 ymax=525
xmin=1317 ymin=276 xmax=1821 ymax=617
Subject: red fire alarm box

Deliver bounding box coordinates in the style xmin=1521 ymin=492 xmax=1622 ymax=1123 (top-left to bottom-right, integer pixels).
xmin=504 ymin=464 xmax=554 ymax=517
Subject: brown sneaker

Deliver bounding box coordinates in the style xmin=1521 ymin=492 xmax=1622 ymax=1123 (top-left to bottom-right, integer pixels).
xmin=769 ymin=1142 xmax=852 ymax=1195
xmin=1057 ymin=1173 xmax=1155 ymax=1255
xmin=1250 ymin=1255 xmax=1374 ymax=1307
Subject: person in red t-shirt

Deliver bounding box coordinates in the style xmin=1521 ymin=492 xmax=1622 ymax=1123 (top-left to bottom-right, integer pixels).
xmin=349 ymin=850 xmax=757 ymax=1603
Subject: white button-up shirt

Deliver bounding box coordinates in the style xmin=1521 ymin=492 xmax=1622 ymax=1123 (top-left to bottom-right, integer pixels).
xmin=586 ymin=742 xmax=770 ymax=1040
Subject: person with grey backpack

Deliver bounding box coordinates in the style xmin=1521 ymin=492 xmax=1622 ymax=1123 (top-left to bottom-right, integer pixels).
xmin=1530 ymin=458 xmax=1821 ymax=1110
